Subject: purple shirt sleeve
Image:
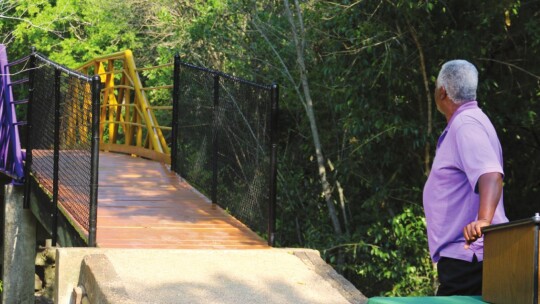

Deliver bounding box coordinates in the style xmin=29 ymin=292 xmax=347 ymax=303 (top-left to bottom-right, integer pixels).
xmin=454 ymin=120 xmax=504 ymax=192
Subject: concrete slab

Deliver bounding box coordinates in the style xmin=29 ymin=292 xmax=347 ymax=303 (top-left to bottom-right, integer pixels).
xmin=56 ymin=248 xmax=367 ymax=304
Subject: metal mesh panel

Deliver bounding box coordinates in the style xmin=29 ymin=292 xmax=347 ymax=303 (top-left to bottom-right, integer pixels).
xmin=174 ymin=62 xmax=274 ymax=236
xmin=175 ymin=66 xmax=214 ymax=195
xmin=31 ymin=61 xmax=56 ymax=194
xmin=30 ymin=55 xmax=95 ymax=234
xmin=216 ymin=76 xmax=272 ymax=234
xmin=57 ymin=73 xmax=93 ymax=231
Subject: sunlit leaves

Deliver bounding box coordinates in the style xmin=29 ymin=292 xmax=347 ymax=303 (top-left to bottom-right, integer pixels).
xmin=3 ymin=0 xmax=140 ymax=67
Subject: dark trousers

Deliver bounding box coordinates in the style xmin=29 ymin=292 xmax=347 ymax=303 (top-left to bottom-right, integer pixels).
xmin=436 ymin=255 xmax=483 ymax=296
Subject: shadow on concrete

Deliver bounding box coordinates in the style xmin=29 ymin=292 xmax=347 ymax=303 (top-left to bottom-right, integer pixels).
xmin=122 ymin=270 xmax=357 ymax=304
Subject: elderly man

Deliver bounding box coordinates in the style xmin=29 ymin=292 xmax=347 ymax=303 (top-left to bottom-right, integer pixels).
xmin=423 ymin=60 xmax=508 ymax=296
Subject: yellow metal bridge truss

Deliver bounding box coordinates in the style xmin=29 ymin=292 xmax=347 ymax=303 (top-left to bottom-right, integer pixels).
xmin=76 ymin=50 xmax=172 ymax=163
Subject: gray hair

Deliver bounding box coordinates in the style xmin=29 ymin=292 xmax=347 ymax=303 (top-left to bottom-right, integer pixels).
xmin=436 ymin=60 xmax=478 ymax=104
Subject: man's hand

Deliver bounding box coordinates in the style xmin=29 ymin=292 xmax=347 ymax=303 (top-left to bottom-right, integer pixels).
xmin=463 ymin=219 xmax=491 ymax=249
xmin=463 ymin=172 xmax=503 ymax=249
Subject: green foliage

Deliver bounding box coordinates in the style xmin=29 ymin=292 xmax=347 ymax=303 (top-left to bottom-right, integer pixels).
xmin=251 ymin=0 xmax=540 ymax=296
xmin=2 ymin=0 xmax=139 ymax=66
xmin=339 ymin=207 xmax=436 ymax=297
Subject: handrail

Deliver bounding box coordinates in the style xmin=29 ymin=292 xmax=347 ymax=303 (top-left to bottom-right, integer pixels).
xmin=76 ymin=50 xmax=172 ymax=162
xmin=0 ymin=44 xmax=25 ymax=183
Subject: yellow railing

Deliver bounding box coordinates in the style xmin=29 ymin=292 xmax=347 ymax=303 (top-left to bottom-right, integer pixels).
xmin=76 ymin=50 xmax=172 ymax=163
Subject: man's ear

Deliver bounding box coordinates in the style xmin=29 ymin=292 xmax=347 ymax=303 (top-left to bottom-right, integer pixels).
xmin=438 ymin=86 xmax=447 ymax=100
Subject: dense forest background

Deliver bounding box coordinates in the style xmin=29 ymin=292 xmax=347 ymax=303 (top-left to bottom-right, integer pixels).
xmin=1 ymin=0 xmax=539 ymax=297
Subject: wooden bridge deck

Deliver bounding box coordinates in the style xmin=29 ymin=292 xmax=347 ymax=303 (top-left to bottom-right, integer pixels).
xmin=95 ymin=152 xmax=268 ymax=249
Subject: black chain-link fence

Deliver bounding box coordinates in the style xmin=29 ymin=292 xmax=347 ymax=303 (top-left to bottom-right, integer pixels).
xmin=172 ymin=57 xmax=278 ymax=245
xmin=25 ymin=52 xmax=100 ymax=246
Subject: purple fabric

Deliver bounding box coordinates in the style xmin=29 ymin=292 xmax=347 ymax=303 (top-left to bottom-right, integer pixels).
xmin=423 ymin=101 xmax=508 ymax=263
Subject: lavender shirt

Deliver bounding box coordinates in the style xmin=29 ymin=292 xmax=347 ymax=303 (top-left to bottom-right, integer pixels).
xmin=423 ymin=101 xmax=508 ymax=263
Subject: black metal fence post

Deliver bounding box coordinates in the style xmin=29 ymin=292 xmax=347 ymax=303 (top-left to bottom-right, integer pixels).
xmin=171 ymin=54 xmax=180 ymax=174
xmin=23 ymin=49 xmax=36 ymax=209
xmin=212 ymin=73 xmax=219 ymax=205
xmin=88 ymin=75 xmax=101 ymax=247
xmin=268 ymin=84 xmax=279 ymax=246
xmin=52 ymin=68 xmax=61 ymax=246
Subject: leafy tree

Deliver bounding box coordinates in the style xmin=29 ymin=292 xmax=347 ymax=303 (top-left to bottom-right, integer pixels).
xmin=1 ymin=0 xmax=140 ymax=66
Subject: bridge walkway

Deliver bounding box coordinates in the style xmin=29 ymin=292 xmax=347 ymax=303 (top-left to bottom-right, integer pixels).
xmin=95 ymin=151 xmax=268 ymax=249
xmin=0 ymin=47 xmax=368 ymax=304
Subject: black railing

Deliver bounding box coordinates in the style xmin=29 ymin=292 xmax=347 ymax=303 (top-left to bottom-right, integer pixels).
xmin=171 ymin=55 xmax=278 ymax=246
xmin=24 ymin=51 xmax=100 ymax=246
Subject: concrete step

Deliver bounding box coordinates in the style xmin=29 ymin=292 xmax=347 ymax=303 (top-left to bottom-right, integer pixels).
xmin=55 ymin=248 xmax=368 ymax=304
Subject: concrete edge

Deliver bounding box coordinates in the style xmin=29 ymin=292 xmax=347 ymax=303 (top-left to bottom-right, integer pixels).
xmin=280 ymin=248 xmax=368 ymax=304
xmin=56 ymin=248 xmax=87 ymax=304
xmin=54 ymin=248 xmax=126 ymax=304
xmin=79 ymin=254 xmax=136 ymax=304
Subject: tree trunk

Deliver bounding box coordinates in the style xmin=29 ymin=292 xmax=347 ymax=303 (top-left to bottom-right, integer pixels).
xmin=409 ymin=23 xmax=433 ymax=176
xmin=284 ymin=0 xmax=343 ymax=236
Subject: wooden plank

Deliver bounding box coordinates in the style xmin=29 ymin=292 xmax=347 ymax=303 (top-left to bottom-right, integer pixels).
xmin=100 ymin=143 xmax=171 ymax=164
xmin=483 ymin=223 xmax=537 ymax=304
xmin=96 ymin=152 xmax=268 ymax=249
xmin=30 ymin=150 xmax=268 ymax=249
xmin=95 ymin=243 xmax=269 ymax=249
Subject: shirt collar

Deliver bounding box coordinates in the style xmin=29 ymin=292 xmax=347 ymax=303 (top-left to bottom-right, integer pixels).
xmin=446 ymin=101 xmax=478 ymax=130
xmin=437 ymin=101 xmax=478 ymax=149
